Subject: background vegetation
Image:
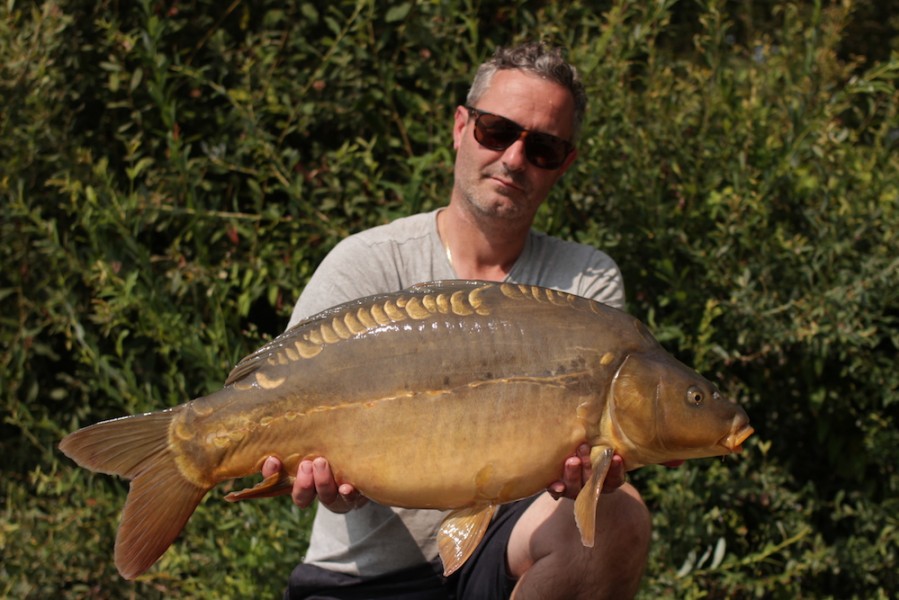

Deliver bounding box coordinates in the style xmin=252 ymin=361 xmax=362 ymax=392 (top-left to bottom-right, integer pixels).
xmin=2 ymin=0 xmax=896 ymax=597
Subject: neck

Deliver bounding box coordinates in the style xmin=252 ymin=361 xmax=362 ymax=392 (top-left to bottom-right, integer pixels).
xmin=437 ymin=203 xmax=529 ymax=281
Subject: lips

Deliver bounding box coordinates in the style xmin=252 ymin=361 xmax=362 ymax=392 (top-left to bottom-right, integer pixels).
xmin=721 ymin=423 xmax=755 ymax=453
xmin=483 ymin=167 xmax=527 ymax=193
xmin=490 ymin=176 xmax=524 ymax=194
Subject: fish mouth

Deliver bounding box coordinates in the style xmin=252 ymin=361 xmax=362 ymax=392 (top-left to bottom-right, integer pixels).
xmin=720 ymin=423 xmax=755 ymax=453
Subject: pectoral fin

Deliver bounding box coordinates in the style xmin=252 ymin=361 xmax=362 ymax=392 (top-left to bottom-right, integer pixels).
xmin=437 ymin=505 xmax=497 ymax=576
xmin=573 ymin=445 xmax=614 ymax=548
xmin=224 ymin=470 xmax=295 ymax=502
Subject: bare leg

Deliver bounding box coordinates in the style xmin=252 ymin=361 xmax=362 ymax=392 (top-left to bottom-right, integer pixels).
xmin=507 ymin=483 xmax=651 ymax=600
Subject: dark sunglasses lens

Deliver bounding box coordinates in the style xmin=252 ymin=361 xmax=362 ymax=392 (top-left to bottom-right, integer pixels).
xmin=525 ymin=134 xmax=569 ymax=169
xmin=474 ymin=114 xmax=522 ymax=150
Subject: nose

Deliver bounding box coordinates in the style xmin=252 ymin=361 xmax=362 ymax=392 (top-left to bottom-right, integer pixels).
xmin=501 ymin=138 xmax=528 ymax=172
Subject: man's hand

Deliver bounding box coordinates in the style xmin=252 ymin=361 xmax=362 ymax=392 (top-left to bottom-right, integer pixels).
xmin=261 ymin=456 xmax=367 ymax=514
xmin=546 ymin=443 xmax=629 ymax=500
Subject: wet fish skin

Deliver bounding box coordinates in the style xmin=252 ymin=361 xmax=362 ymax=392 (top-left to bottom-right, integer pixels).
xmin=59 ymin=280 xmax=753 ymax=580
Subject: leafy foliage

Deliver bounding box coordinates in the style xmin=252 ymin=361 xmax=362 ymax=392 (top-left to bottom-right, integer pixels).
xmin=2 ymin=0 xmax=896 ymax=597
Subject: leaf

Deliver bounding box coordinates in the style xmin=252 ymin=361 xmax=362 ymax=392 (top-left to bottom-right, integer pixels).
xmin=385 ymin=3 xmax=411 ymax=23
xmin=125 ymin=157 xmax=154 ymax=181
xmin=711 ymin=536 xmax=726 ymax=569
xmin=300 ymin=3 xmax=319 ymax=22
xmin=676 ymin=549 xmax=697 ymax=578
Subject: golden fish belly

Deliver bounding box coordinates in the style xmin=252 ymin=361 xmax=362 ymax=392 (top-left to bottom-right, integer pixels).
xmin=307 ymin=377 xmax=591 ymax=508
xmin=173 ymin=370 xmax=595 ymax=509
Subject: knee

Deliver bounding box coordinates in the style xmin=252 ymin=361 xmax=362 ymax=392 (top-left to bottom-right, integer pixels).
xmin=597 ymin=483 xmax=652 ymax=563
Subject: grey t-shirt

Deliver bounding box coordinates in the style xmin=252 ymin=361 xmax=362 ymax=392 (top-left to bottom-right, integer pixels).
xmin=287 ymin=209 xmax=625 ymax=577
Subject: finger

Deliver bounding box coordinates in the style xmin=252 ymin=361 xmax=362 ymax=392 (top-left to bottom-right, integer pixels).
xmin=547 ymin=456 xmax=584 ymax=500
xmin=261 ymin=456 xmax=281 ymax=478
xmin=547 ymin=481 xmax=566 ymax=500
xmin=576 ymin=443 xmax=591 ymax=462
xmin=338 ymin=483 xmax=359 ymax=498
xmin=562 ymin=456 xmax=583 ymax=488
xmin=576 ymin=443 xmax=592 ymax=482
xmin=312 ymin=457 xmax=340 ymax=505
xmin=601 ymin=454 xmax=627 ymax=493
xmin=547 ymin=444 xmax=593 ymax=500
xmin=315 ymin=460 xmax=365 ymax=513
xmin=292 ymin=460 xmax=317 ymax=508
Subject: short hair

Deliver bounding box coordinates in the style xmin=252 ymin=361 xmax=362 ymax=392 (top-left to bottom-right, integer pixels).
xmin=466 ymin=41 xmax=588 ymax=140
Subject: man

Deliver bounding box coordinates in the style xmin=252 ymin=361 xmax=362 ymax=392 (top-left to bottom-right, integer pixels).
xmin=262 ymin=41 xmax=652 ymax=599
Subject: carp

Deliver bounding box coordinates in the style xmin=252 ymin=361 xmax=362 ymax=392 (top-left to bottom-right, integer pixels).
xmin=59 ymin=280 xmax=753 ymax=580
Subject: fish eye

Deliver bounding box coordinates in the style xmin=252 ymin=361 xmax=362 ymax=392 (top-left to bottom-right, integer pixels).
xmin=687 ymin=386 xmax=704 ymax=407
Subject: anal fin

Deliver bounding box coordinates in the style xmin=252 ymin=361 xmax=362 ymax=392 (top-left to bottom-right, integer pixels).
xmin=437 ymin=505 xmax=497 ymax=576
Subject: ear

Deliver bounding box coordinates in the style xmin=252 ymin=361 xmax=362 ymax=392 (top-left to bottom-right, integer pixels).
xmin=452 ymin=105 xmax=469 ymax=151
xmin=557 ymin=147 xmax=578 ymax=177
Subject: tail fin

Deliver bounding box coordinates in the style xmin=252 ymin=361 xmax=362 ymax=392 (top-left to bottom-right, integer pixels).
xmin=59 ymin=409 xmax=210 ymax=580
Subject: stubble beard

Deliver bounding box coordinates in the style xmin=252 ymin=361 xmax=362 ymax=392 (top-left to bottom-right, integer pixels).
xmin=459 ymin=167 xmax=533 ymax=228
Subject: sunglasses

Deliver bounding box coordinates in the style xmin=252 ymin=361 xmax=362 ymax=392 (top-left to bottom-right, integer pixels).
xmin=465 ymin=106 xmax=575 ymax=170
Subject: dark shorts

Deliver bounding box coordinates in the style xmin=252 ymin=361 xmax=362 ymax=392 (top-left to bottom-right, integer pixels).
xmin=284 ymin=496 xmax=539 ymax=600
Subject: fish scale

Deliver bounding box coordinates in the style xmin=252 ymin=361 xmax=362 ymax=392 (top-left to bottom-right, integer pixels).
xmin=59 ymin=280 xmax=753 ymax=580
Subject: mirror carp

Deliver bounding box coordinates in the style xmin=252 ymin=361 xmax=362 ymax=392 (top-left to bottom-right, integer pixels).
xmin=59 ymin=280 xmax=753 ymax=580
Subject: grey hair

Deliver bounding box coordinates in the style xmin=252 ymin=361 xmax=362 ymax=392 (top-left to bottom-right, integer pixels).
xmin=466 ymin=41 xmax=588 ymax=140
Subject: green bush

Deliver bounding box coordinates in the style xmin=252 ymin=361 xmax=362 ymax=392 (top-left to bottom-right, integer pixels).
xmin=2 ymin=1 xmax=896 ymax=597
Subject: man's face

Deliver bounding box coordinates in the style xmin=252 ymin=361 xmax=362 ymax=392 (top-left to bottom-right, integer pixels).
xmin=451 ymin=69 xmax=578 ymax=228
